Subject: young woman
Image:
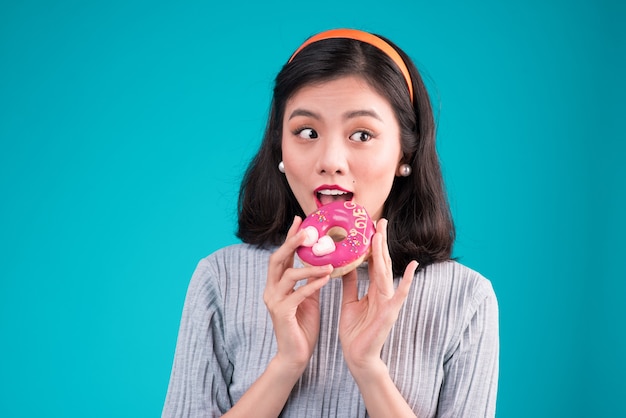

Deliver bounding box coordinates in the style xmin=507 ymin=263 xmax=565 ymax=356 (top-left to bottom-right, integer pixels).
xmin=163 ymin=29 xmax=499 ymax=417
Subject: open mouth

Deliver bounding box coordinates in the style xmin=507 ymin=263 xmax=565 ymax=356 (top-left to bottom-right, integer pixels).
xmin=316 ymin=188 xmax=354 ymax=207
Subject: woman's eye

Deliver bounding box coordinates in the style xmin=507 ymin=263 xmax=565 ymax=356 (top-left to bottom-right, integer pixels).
xmin=296 ymin=128 xmax=318 ymax=140
xmin=349 ymin=131 xmax=373 ymax=142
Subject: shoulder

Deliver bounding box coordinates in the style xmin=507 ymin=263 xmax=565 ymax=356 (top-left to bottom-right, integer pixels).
xmin=419 ymin=260 xmax=496 ymax=307
xmin=420 ymin=260 xmax=498 ymax=350
xmin=201 ymin=243 xmax=275 ymax=276
xmin=411 ymin=260 xmax=498 ymax=339
xmin=185 ymin=243 xmax=274 ymax=310
xmin=192 ymin=243 xmax=273 ymax=284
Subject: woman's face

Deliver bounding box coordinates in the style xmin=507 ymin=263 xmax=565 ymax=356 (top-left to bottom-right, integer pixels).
xmin=281 ymin=76 xmax=403 ymax=220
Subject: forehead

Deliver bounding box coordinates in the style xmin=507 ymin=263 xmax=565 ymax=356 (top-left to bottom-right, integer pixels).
xmin=285 ymin=76 xmax=393 ymax=112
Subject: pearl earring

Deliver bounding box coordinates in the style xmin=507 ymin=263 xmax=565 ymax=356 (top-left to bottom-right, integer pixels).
xmin=398 ymin=164 xmax=412 ymax=177
xmin=278 ymin=161 xmax=285 ymax=173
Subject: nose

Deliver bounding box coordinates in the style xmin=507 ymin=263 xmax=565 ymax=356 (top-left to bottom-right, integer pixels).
xmin=316 ymin=137 xmax=348 ymax=176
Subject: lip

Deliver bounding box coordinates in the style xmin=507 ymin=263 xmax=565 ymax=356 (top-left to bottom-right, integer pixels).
xmin=314 ymin=184 xmax=353 ymax=208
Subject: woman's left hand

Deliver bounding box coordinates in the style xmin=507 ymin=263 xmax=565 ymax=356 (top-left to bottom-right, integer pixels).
xmin=338 ymin=218 xmax=418 ymax=373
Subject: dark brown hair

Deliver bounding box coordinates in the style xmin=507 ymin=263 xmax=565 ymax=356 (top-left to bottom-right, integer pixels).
xmin=236 ymin=34 xmax=455 ymax=274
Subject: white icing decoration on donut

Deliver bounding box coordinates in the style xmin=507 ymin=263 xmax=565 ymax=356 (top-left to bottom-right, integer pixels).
xmin=302 ymin=226 xmax=319 ymax=247
xmin=312 ymin=235 xmax=336 ymax=256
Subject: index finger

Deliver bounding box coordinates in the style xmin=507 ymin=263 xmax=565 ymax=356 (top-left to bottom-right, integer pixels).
xmin=371 ymin=218 xmax=394 ymax=296
xmin=268 ymin=216 xmax=306 ymax=281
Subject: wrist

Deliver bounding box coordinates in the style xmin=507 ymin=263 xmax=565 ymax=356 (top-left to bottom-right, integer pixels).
xmin=346 ymin=359 xmax=417 ymax=418
xmin=345 ymin=356 xmax=388 ymax=384
xmin=272 ymin=352 xmax=309 ymax=380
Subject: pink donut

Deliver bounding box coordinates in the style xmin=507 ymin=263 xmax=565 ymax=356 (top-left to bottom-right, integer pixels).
xmin=296 ymin=200 xmax=376 ymax=277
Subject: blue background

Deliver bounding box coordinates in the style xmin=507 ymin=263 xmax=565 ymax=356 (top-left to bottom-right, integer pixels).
xmin=1 ymin=0 xmax=624 ymax=416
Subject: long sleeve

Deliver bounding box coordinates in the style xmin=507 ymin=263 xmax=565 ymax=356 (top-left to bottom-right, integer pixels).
xmin=436 ymin=280 xmax=499 ymax=417
xmin=161 ymin=245 xmax=499 ymax=417
xmin=162 ymin=259 xmax=233 ymax=417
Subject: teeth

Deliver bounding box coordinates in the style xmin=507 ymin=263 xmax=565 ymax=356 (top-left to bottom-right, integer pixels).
xmin=318 ymin=189 xmax=348 ymax=196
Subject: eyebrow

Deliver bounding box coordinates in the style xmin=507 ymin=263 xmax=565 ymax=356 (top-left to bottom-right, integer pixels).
xmin=288 ymin=109 xmax=320 ymax=120
xmin=343 ymin=109 xmax=382 ymax=121
xmin=287 ymin=108 xmax=383 ymax=121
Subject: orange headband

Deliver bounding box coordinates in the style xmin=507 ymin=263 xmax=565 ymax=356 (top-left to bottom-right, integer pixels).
xmin=288 ymin=28 xmax=414 ymax=101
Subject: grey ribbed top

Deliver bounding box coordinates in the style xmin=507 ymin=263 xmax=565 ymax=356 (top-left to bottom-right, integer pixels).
xmin=162 ymin=244 xmax=499 ymax=417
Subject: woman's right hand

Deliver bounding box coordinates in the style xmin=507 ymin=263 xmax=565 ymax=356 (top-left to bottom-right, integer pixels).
xmin=264 ymin=216 xmax=333 ymax=372
xmin=225 ymin=217 xmax=332 ymax=417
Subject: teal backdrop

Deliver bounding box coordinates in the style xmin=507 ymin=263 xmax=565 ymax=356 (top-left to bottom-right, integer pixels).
xmin=1 ymin=0 xmax=624 ymax=416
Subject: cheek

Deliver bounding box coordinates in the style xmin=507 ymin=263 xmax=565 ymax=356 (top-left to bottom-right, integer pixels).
xmin=366 ymin=156 xmax=399 ymax=180
xmin=283 ymin=156 xmax=309 ymax=179
xmin=363 ymin=159 xmax=399 ymax=200
xmin=281 ymin=140 xmax=303 ymax=167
